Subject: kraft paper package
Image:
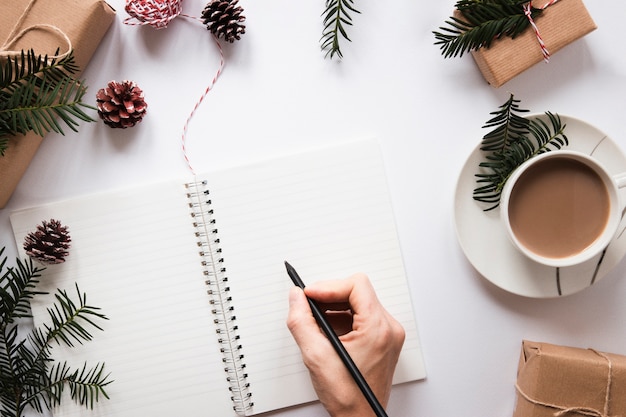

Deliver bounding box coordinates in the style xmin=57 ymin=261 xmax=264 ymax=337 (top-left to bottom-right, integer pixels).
xmin=0 ymin=0 xmax=116 ymax=208
xmin=463 ymin=0 xmax=597 ymax=87
xmin=513 ymin=340 xmax=626 ymax=417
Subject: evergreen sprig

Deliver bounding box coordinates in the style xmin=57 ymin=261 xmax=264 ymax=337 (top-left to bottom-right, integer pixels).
xmin=321 ymin=0 xmax=361 ymax=59
xmin=0 ymin=247 xmax=111 ymax=417
xmin=0 ymin=49 xmax=95 ymax=156
xmin=433 ymin=0 xmax=543 ymax=58
xmin=473 ymin=94 xmax=568 ymax=211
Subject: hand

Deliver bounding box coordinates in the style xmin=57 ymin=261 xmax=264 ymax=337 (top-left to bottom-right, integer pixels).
xmin=286 ymin=273 xmax=405 ymax=417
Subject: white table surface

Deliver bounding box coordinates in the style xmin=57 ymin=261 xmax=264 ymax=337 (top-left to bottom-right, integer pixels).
xmin=3 ymin=1 xmax=626 ymax=416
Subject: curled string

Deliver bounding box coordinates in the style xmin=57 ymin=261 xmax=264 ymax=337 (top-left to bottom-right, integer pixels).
xmin=123 ymin=0 xmax=225 ymax=175
xmin=0 ymin=0 xmax=72 ymax=60
xmin=523 ymin=0 xmax=560 ymax=62
xmin=124 ymin=0 xmax=195 ymax=29
xmin=515 ymin=349 xmax=615 ymax=417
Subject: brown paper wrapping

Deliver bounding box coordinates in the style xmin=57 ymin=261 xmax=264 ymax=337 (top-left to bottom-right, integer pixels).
xmin=513 ymin=340 xmax=626 ymax=417
xmin=0 ymin=0 xmax=116 ymax=208
xmin=466 ymin=0 xmax=596 ymax=87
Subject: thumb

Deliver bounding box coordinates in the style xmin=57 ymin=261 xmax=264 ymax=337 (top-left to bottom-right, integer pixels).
xmin=286 ymin=287 xmax=326 ymax=349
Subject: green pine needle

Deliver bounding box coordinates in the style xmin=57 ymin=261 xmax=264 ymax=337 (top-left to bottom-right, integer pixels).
xmin=321 ymin=0 xmax=361 ymax=59
xmin=433 ymin=0 xmax=544 ymax=58
xmin=0 ymin=247 xmax=111 ymax=416
xmin=0 ymin=49 xmax=95 ymax=156
xmin=473 ymin=94 xmax=568 ymax=211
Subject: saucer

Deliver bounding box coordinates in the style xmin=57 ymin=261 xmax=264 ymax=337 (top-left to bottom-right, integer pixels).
xmin=454 ymin=115 xmax=626 ymax=298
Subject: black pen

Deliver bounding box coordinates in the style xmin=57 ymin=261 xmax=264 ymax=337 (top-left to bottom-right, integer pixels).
xmin=284 ymin=261 xmax=389 ymax=417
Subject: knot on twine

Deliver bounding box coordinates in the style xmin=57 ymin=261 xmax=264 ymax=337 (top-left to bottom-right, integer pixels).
xmin=124 ymin=0 xmax=188 ymax=29
xmin=516 ymin=349 xmax=617 ymax=417
xmin=523 ymin=0 xmax=560 ymax=62
xmin=1 ymin=0 xmax=72 ymax=60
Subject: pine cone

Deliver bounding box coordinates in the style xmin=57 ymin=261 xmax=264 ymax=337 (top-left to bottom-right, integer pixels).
xmin=96 ymin=80 xmax=147 ymax=129
xmin=202 ymin=0 xmax=246 ymax=43
xmin=24 ymin=219 xmax=71 ymax=264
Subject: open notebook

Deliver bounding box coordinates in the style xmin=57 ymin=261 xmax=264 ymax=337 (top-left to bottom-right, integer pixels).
xmin=10 ymin=139 xmax=425 ymax=417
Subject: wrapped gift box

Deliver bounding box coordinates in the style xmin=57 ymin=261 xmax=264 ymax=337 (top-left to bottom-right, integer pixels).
xmin=467 ymin=0 xmax=597 ymax=87
xmin=0 ymin=0 xmax=116 ymax=208
xmin=513 ymin=340 xmax=626 ymax=417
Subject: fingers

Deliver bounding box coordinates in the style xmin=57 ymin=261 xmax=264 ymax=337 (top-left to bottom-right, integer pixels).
xmin=286 ymin=286 xmax=327 ymax=350
xmin=304 ymin=274 xmax=406 ymax=354
xmin=286 ymin=273 xmax=405 ymax=415
xmin=304 ymin=273 xmax=380 ymax=315
xmin=287 ymin=273 xmax=404 ymax=355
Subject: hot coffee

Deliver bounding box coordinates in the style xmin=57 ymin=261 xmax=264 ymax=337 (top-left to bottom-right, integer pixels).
xmin=508 ymin=156 xmax=610 ymax=259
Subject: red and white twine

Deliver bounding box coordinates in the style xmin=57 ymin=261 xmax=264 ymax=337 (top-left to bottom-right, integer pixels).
xmin=523 ymin=0 xmax=560 ymax=62
xmin=124 ymin=0 xmax=226 ymax=174
xmin=124 ymin=0 xmax=193 ymax=29
xmin=181 ymin=36 xmax=224 ymax=175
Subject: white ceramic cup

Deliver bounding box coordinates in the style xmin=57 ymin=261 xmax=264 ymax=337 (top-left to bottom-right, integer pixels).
xmin=500 ymin=150 xmax=626 ymax=267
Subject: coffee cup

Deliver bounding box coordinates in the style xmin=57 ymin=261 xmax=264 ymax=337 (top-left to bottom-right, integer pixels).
xmin=500 ymin=150 xmax=626 ymax=267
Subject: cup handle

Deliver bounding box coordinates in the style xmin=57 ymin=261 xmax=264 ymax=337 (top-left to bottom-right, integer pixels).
xmin=616 ymin=173 xmax=626 ymax=189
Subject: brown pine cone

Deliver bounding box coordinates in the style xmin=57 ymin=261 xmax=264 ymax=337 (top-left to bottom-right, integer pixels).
xmin=23 ymin=219 xmax=71 ymax=264
xmin=96 ymin=80 xmax=147 ymax=128
xmin=202 ymin=0 xmax=246 ymax=43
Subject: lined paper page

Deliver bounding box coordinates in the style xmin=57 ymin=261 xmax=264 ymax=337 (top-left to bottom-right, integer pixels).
xmin=11 ymin=180 xmax=237 ymax=417
xmin=201 ymin=139 xmax=425 ymax=413
xmin=10 ymin=139 xmax=425 ymax=417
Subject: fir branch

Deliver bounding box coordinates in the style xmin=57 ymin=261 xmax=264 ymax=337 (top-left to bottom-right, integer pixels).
xmin=0 ymin=49 xmax=79 ymax=92
xmin=67 ymin=362 xmax=112 ymax=409
xmin=0 ymin=249 xmax=45 ymax=329
xmin=473 ymin=96 xmax=568 ymax=210
xmin=35 ymin=361 xmax=111 ymax=411
xmin=479 ymin=94 xmax=531 ymax=152
xmin=0 ymin=49 xmax=94 ymax=156
xmin=0 ymin=248 xmax=111 ymax=416
xmin=321 ymin=0 xmax=361 ymax=59
xmin=44 ymin=284 xmax=107 ymax=348
xmin=433 ymin=0 xmax=543 ymax=58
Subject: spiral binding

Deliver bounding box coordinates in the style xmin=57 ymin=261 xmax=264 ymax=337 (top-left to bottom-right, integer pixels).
xmin=185 ymin=180 xmax=253 ymax=415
